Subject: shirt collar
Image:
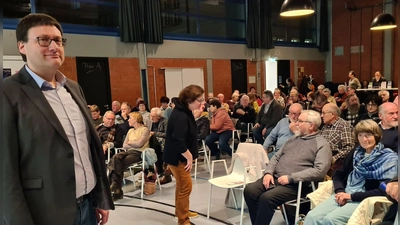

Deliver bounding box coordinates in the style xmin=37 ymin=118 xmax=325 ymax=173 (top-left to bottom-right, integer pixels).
xmin=25 ymin=65 xmax=67 ymax=90
xmin=325 ymin=117 xmax=339 ymax=128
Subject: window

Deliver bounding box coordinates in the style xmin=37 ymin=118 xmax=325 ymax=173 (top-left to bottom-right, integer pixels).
xmin=4 ymin=0 xmax=32 ymax=19
xmin=270 ymin=0 xmax=317 ymax=45
xmin=161 ymin=0 xmax=246 ymax=42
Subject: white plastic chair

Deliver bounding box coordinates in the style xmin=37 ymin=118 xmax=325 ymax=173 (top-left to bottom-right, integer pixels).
xmin=281 ymin=181 xmax=316 ymax=225
xmin=194 ymin=140 xmax=210 ymax=180
xmin=207 ymin=155 xmax=257 ymax=225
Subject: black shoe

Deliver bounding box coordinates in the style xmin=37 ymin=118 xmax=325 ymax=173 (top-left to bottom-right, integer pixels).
xmin=160 ymin=175 xmax=172 ymax=185
xmin=112 ymin=189 xmax=123 ymax=201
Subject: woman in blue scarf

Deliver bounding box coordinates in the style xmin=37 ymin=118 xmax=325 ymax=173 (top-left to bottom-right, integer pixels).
xmin=304 ymin=119 xmax=398 ymax=225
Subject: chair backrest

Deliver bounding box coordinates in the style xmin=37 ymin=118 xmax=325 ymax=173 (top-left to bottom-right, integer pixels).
xmin=230 ymin=153 xmax=257 ymax=183
xmin=231 ymin=118 xmax=241 ymax=130
xmin=236 ymin=143 xmax=269 ymax=178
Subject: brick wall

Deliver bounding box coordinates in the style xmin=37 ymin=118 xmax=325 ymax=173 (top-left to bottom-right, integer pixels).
xmin=332 ymin=0 xmax=398 ymax=87
xmin=108 ymin=58 xmax=141 ymax=107
xmin=59 ymin=57 xmax=77 ymax=81
xmin=212 ymin=59 xmax=232 ymax=100
xmin=297 ymin=60 xmax=326 ymax=85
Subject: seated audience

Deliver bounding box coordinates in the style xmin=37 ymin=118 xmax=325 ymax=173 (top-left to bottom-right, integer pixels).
xmin=341 ymin=94 xmax=366 ymax=126
xmin=232 ymin=94 xmax=256 ymax=141
xmin=248 ymin=93 xmax=260 ymax=113
xmin=131 ymin=97 xmax=150 ymax=112
xmin=252 ymin=90 xmax=283 ymax=144
xmin=137 ymin=100 xmax=151 ymax=126
xmin=227 ymin=92 xmax=239 ymax=113
xmin=273 ymin=88 xmax=286 ymax=109
xmin=323 ymin=88 xmax=336 ymax=105
xmin=320 ymin=103 xmax=355 ymax=176
xmin=378 ymin=90 xmax=390 ymax=103
xmin=160 ymin=96 xmax=170 ymax=112
xmin=355 ymin=94 xmax=382 ymax=125
xmin=146 ymin=107 xmax=168 ymax=149
xmin=244 ymin=110 xmax=332 ymax=225
xmin=117 ymin=102 xmax=133 ymax=134
xmin=96 ymin=111 xmax=124 ymax=158
xmin=283 ymin=90 xmax=305 ymax=115
xmin=333 ymin=84 xmax=348 ymax=107
xmin=263 ymin=103 xmax=302 ymax=158
xmin=217 ymin=93 xmax=230 ymax=114
xmin=193 ymin=105 xmax=210 ymax=141
xmin=108 ymin=112 xmax=150 ymax=201
xmin=163 ymin=97 xmax=177 ymax=119
xmin=379 ymin=177 xmax=398 ymax=225
xmin=205 ymin=99 xmax=235 ymax=158
xmin=361 ymin=80 xmax=369 ymax=89
xmin=90 ymin=104 xmax=103 ymax=126
xmin=316 ymin=84 xmax=325 ymax=96
xmin=250 ymin=86 xmax=263 ymax=106
xmin=348 ymin=71 xmax=361 ymax=89
xmin=111 ymin=100 xmax=122 ymax=116
xmin=378 ymin=102 xmax=398 ymax=151
xmin=371 ymin=71 xmax=386 ymax=87
xmin=305 ymin=92 xmax=316 ymax=110
xmin=311 ymin=93 xmax=328 ymax=114
xmin=303 ymin=119 xmax=398 ymax=225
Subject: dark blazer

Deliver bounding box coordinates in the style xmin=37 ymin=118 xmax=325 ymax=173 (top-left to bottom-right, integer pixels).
xmin=163 ymin=100 xmax=199 ymax=166
xmin=3 ymin=67 xmax=114 ymax=225
xmin=255 ymin=99 xmax=283 ymax=129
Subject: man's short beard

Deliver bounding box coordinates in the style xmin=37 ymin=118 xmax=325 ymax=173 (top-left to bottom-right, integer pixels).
xmin=347 ymin=103 xmax=360 ymax=114
xmin=294 ymin=130 xmax=302 ymax=137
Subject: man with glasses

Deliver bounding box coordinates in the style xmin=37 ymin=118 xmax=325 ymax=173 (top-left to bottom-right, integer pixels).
xmin=244 ymin=110 xmax=331 ymax=225
xmin=263 ymin=103 xmax=303 ymax=158
xmin=320 ymin=103 xmax=355 ymax=177
xmin=378 ymin=102 xmax=398 ymax=151
xmin=96 ymin=111 xmax=124 ymax=159
xmin=3 ymin=14 xmax=113 ymax=225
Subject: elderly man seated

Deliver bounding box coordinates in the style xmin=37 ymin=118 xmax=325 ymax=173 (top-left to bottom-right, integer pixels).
xmin=320 ymin=103 xmax=355 ymax=176
xmin=146 ymin=107 xmax=168 ymax=147
xmin=232 ymin=94 xmax=256 ymax=142
xmin=96 ymin=111 xmax=124 ymax=159
xmin=263 ymin=103 xmax=303 ymax=159
xmin=378 ymin=102 xmax=398 ymax=151
xmin=341 ymin=93 xmax=366 ymax=126
xmin=244 ymin=110 xmax=332 ymax=225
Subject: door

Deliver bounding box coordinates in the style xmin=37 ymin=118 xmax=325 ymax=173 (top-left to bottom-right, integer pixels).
xmin=76 ymin=57 xmax=112 ymax=114
xmin=231 ymin=59 xmax=247 ymax=93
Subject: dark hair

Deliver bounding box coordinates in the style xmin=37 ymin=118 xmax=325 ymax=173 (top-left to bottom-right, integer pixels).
xmin=209 ymin=99 xmax=221 ymax=108
xmin=160 ymin=96 xmax=170 ymax=104
xmin=365 ymin=94 xmax=383 ymax=106
xmin=137 ymin=100 xmax=146 ymax=106
xmin=121 ymin=102 xmax=132 ymax=109
xmin=349 ymin=71 xmax=356 ymax=76
xmin=178 ymin=85 xmax=205 ymax=108
xmin=171 ymin=97 xmax=179 ymax=104
xmin=286 ymin=78 xmax=295 ymax=85
xmin=314 ymin=93 xmax=328 ymax=105
xmin=250 ymin=86 xmax=256 ymax=91
xmin=16 ymin=13 xmax=63 ymax=62
xmin=262 ymin=90 xmax=274 ymax=99
xmin=348 ymin=84 xmax=357 ymax=91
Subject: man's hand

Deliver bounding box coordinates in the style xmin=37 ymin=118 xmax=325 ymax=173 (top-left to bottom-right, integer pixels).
xmin=150 ymin=131 xmax=154 ymax=136
xmin=95 ymin=208 xmax=109 ymax=225
xmin=102 ymin=145 xmax=108 ymax=154
xmin=253 ymin=123 xmax=260 ymax=128
xmin=386 ymin=181 xmax=398 ymax=202
xmin=262 ymin=128 xmax=267 ymax=136
xmin=262 ymin=174 xmax=274 ymax=189
xmin=335 ymin=192 xmax=351 ymax=206
xmin=277 ymin=175 xmax=289 ymax=185
xmin=236 ymin=109 xmax=245 ymax=115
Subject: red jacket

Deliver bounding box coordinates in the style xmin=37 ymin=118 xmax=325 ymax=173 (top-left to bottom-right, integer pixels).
xmin=210 ymin=108 xmax=235 ymax=133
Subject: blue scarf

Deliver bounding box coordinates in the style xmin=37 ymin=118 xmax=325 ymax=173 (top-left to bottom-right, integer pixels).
xmin=345 ymin=143 xmax=398 ymax=194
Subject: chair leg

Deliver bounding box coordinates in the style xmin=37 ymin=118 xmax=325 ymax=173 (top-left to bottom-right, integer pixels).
xmin=294 ymin=181 xmax=303 ymax=223
xmin=231 ymin=189 xmax=238 ymax=209
xmin=282 ymin=204 xmax=289 ymax=225
xmin=153 ymin=163 xmax=161 ymax=190
xmin=207 ymin=183 xmax=213 ymax=219
xmin=240 ymin=188 xmax=245 ymax=225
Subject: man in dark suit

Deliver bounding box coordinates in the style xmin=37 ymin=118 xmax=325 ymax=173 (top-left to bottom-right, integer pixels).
xmin=252 ymin=90 xmax=283 ymax=144
xmin=3 ymin=13 xmax=114 ymax=225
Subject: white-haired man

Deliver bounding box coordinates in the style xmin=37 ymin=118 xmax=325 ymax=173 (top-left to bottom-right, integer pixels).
xmin=244 ymin=110 xmax=332 ymax=225
xmin=378 ymin=102 xmax=398 ymax=152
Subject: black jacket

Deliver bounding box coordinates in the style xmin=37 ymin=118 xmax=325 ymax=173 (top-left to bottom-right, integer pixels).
xmin=255 ymin=99 xmax=282 ymax=129
xmin=196 ymin=116 xmax=210 ymax=141
xmin=332 ymin=148 xmax=387 ymax=202
xmin=163 ymin=100 xmax=199 ymax=166
xmin=232 ymin=104 xmax=256 ymax=124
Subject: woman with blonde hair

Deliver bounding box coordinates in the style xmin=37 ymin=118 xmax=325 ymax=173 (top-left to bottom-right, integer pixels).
xmin=304 ymin=119 xmax=398 ymax=225
xmin=108 ymin=112 xmax=150 ymax=201
xmin=322 ymin=88 xmax=336 ymax=105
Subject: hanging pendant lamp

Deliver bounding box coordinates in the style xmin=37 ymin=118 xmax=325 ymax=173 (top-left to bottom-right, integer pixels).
xmin=280 ymin=0 xmax=314 ymax=17
xmin=370 ymin=13 xmax=397 ymax=30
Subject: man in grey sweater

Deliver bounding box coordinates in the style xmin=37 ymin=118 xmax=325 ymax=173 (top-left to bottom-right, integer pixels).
xmin=244 ymin=110 xmax=332 ymax=225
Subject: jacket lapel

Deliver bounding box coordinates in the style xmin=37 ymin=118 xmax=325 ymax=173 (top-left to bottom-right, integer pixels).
xmin=19 ymin=70 xmax=70 ymax=145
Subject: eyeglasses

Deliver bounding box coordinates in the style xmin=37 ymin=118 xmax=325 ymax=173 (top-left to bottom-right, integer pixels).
xmin=288 ymin=112 xmax=299 ymax=116
xmin=196 ymin=98 xmax=205 ymax=103
xmin=367 ymin=103 xmax=377 ymax=107
xmin=297 ymin=119 xmax=312 ymax=124
xmin=321 ymin=111 xmax=332 ymax=115
xmin=32 ymin=37 xmax=67 ymax=47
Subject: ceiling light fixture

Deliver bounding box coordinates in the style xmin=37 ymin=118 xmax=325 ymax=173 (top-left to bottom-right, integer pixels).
xmin=280 ymin=0 xmax=314 ymax=17
xmin=370 ymin=0 xmax=397 ymax=30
